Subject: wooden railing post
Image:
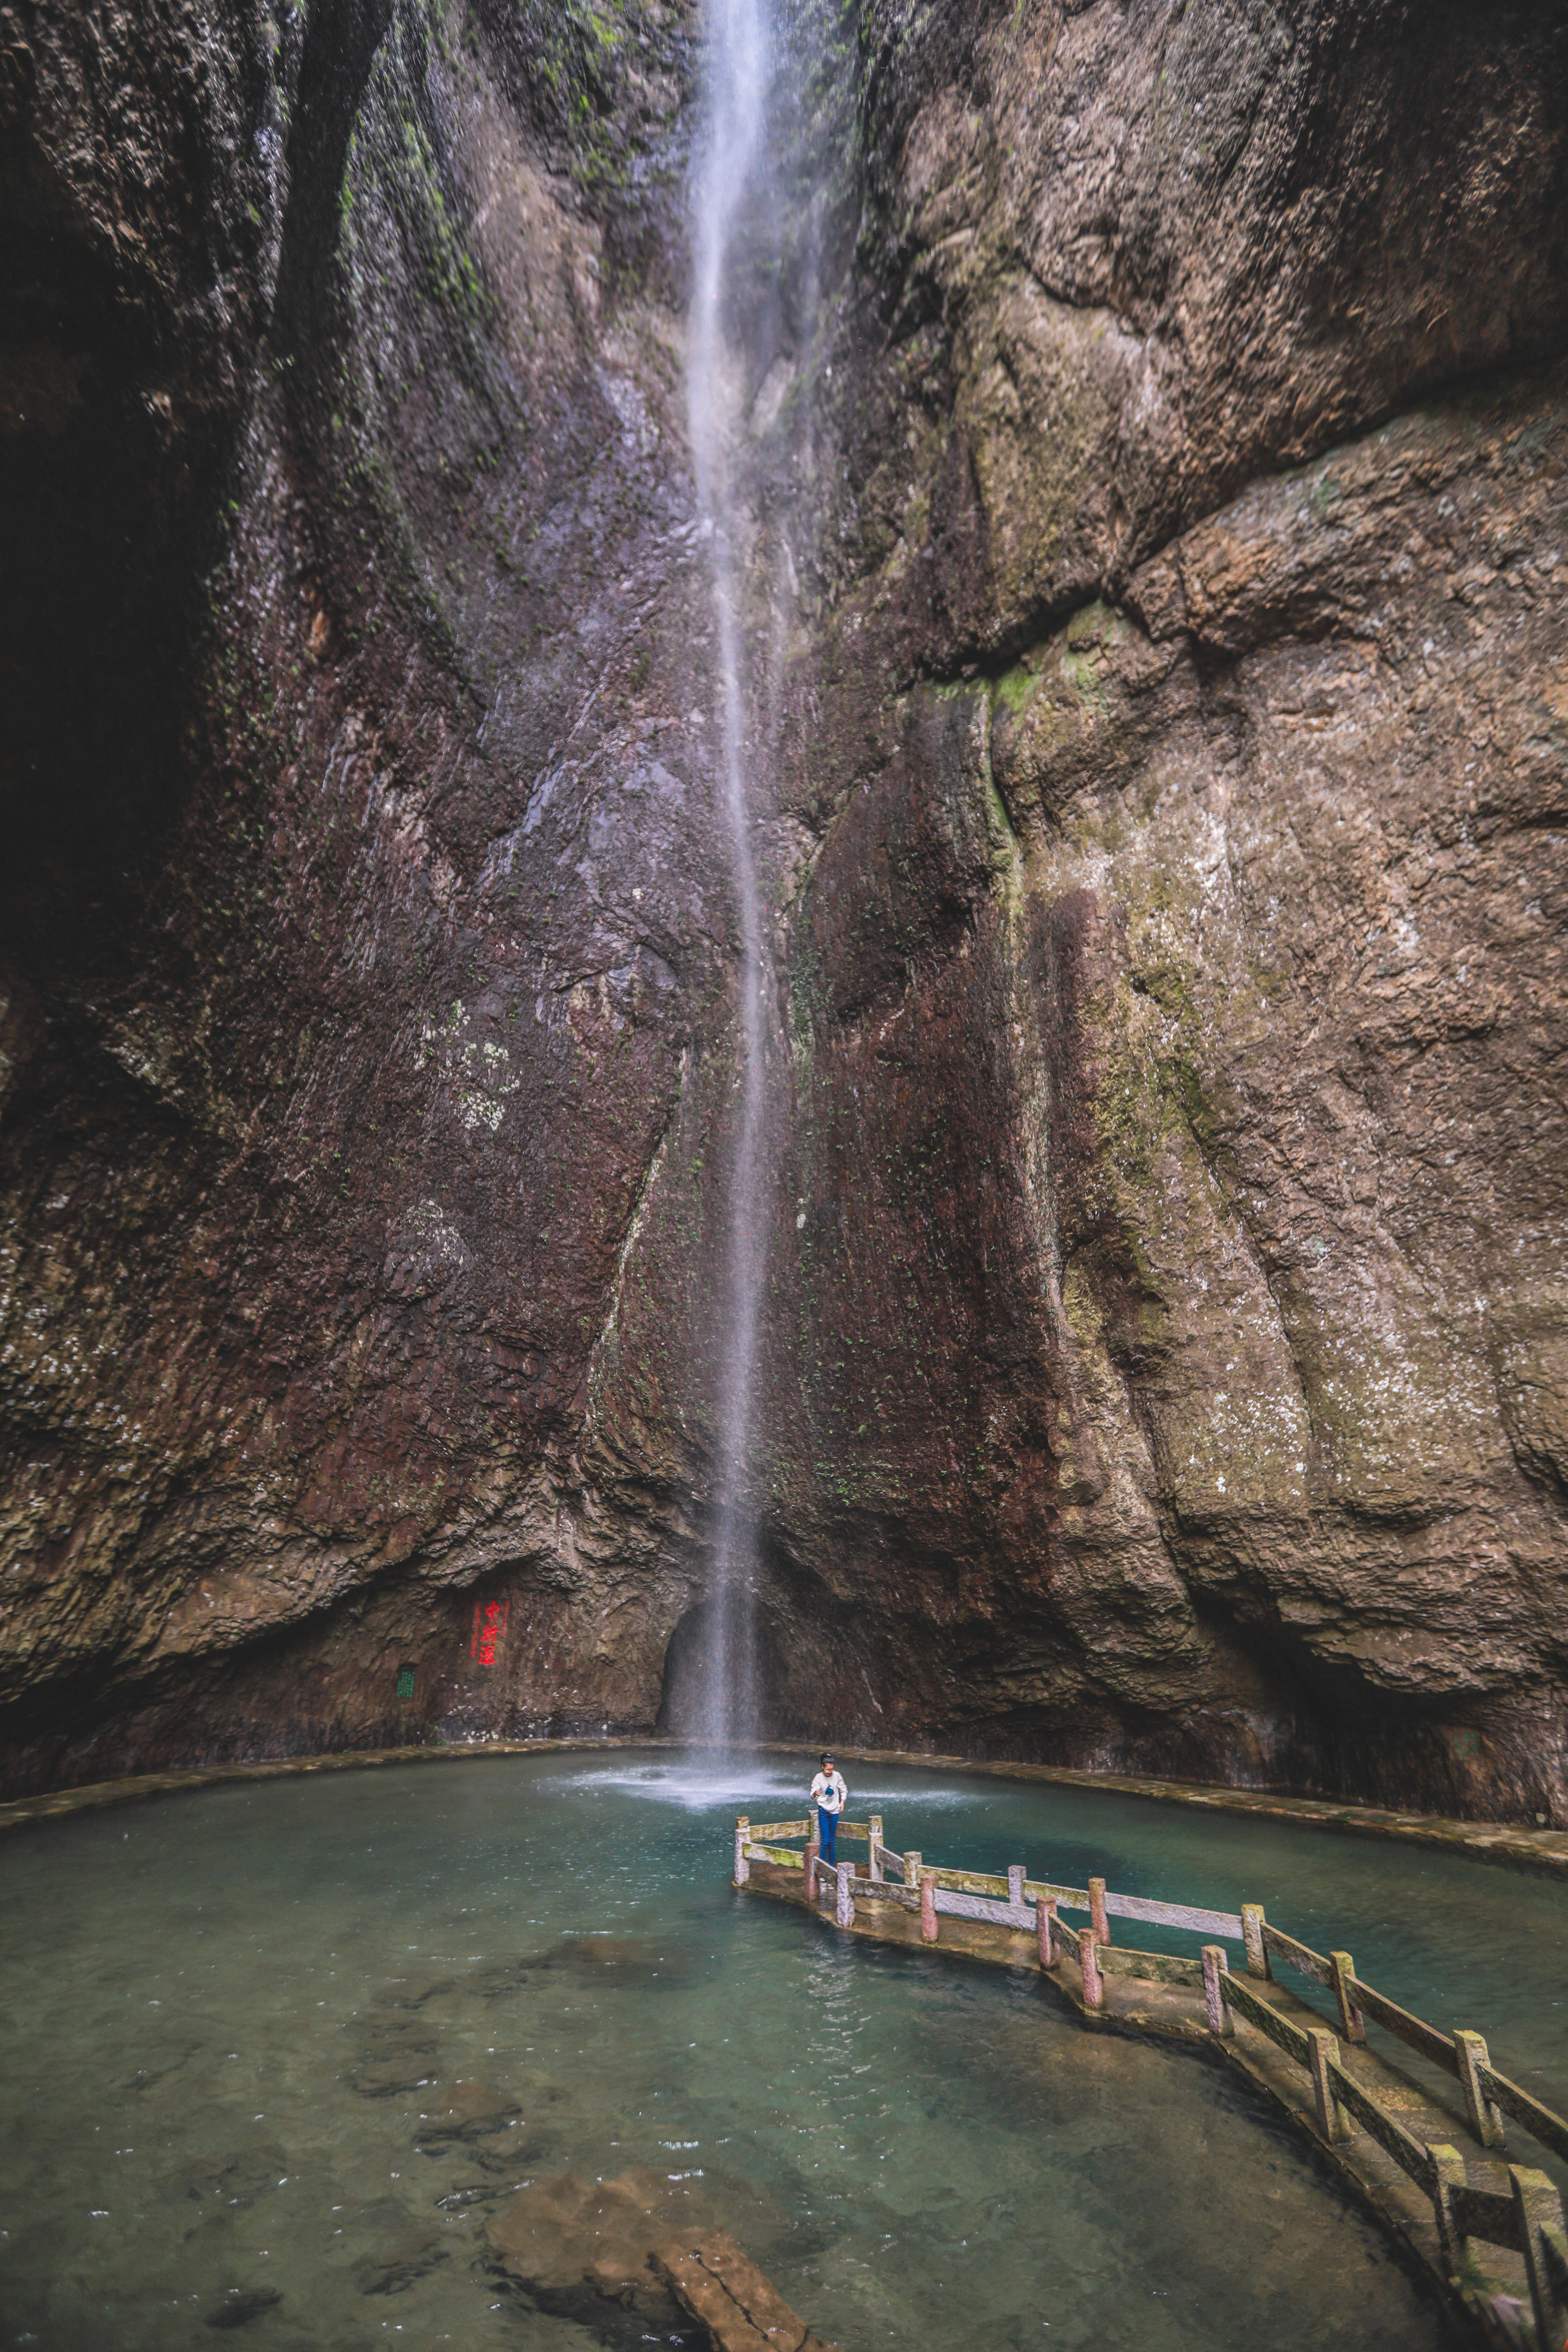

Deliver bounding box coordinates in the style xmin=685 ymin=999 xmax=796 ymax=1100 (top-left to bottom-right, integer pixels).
xmin=869 ymin=1815 xmax=884 ymax=1881
xmin=1428 ymin=2145 xmax=1469 ymax=2278
xmin=1307 ymin=2028 xmax=1345 ymax=2142
xmin=1511 ymin=2166 xmax=1568 ymax=2352
xmin=1088 ymin=1877 xmax=1109 ymax=1944
xmin=1454 ymin=2029 xmax=1507 ymax=2149
xmin=836 ymin=1861 xmax=855 ymax=1929
xmin=1329 ymin=1951 xmax=1364 ymax=2044
xmin=735 ymin=1817 xmax=751 ymax=1886
xmin=1007 ymin=1865 xmax=1026 ymax=1916
xmin=1038 ymin=1896 xmax=1057 ymax=1970
xmin=1202 ymin=1945 xmax=1232 ymax=2037
xmin=904 ymin=1850 xmax=922 ymax=1891
xmin=919 ymin=1869 xmax=938 ymax=1943
xmin=1241 ymin=1904 xmax=1270 ymax=1977
xmin=805 ymin=1838 xmax=819 ymax=1902
xmin=1079 ymin=1926 xmax=1104 ymax=2009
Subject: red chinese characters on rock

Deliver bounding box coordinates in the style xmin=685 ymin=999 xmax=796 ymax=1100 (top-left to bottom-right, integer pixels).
xmin=471 ymin=1596 xmax=510 ymax=1667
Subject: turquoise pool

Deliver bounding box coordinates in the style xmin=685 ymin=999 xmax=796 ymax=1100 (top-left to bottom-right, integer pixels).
xmin=6 ymin=1750 xmax=1550 ymax=2350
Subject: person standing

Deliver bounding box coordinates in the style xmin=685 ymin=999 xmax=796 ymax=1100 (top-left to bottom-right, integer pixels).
xmin=810 ymin=1752 xmax=847 ymax=1866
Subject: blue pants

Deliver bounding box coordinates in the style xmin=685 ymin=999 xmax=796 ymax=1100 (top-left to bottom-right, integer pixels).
xmin=818 ymin=1806 xmax=838 ymax=1864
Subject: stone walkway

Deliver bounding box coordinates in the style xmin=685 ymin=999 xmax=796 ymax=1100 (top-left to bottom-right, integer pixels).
xmin=743 ymin=1856 xmax=1544 ymax=2350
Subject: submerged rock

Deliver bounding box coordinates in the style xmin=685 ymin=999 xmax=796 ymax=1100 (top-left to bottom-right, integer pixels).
xmin=349 ymin=2197 xmax=448 ymax=2297
xmin=345 ymin=2016 xmax=442 ymax=2099
xmin=413 ymin=2077 xmax=522 ymax=2142
xmin=487 ymin=2165 xmax=712 ymax=2316
xmin=654 ymin=2233 xmax=844 ymax=2352
xmin=488 ymin=2174 xmax=842 ymax=2352
xmin=205 ymin=2285 xmax=283 ymax=2330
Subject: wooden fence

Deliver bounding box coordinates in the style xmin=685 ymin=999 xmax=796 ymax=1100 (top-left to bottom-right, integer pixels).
xmin=732 ymin=1812 xmax=1568 ymax=2352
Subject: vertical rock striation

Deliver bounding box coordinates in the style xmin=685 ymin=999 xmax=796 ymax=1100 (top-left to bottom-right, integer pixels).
xmin=1 ymin=0 xmax=1565 ymax=1818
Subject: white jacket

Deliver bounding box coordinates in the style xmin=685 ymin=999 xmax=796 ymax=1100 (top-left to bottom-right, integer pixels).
xmin=810 ymin=1770 xmax=846 ymax=1815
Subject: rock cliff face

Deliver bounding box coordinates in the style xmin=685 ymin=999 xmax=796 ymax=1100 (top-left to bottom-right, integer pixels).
xmin=2 ymin=0 xmax=1566 ymax=1815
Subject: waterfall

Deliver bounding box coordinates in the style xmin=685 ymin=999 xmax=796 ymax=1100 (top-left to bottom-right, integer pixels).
xmin=686 ymin=0 xmax=774 ymax=1748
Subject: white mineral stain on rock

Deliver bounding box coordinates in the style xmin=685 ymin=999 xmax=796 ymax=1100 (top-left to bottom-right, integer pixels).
xmin=414 ymin=1001 xmax=522 ymax=1135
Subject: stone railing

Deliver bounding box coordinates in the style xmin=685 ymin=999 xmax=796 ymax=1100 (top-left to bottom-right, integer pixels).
xmin=733 ymin=1810 xmax=1568 ymax=2350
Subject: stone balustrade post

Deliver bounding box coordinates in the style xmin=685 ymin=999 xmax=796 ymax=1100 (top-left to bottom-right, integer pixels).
xmin=1088 ymin=1877 xmax=1109 ymax=1945
xmin=1511 ymin=2166 xmax=1568 ymax=2352
xmin=1241 ymin=1904 xmax=1270 ymax=1977
xmin=1201 ymin=1944 xmax=1232 ymax=2037
xmin=1307 ymin=2027 xmax=1344 ymax=2142
xmin=1429 ymin=2145 xmax=1469 ymax=2277
xmin=1079 ymin=1926 xmax=1104 ymax=2009
xmin=1330 ymin=1951 xmax=1364 ymax=2044
xmin=920 ymin=1869 xmax=938 ymax=1943
xmin=1454 ymin=2029 xmax=1507 ymax=2148
xmin=734 ymin=1817 xmax=749 ymax=1886
xmin=1038 ymin=1896 xmax=1058 ymax=1970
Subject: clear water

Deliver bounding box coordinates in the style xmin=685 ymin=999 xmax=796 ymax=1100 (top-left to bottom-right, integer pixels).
xmin=10 ymin=1753 xmax=1565 ymax=2351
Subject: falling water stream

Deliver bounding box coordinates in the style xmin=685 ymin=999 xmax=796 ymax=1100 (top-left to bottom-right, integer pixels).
xmin=686 ymin=0 xmax=776 ymax=1746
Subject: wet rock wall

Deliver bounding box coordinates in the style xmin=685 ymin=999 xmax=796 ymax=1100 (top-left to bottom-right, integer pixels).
xmin=1 ymin=0 xmax=1566 ymax=1815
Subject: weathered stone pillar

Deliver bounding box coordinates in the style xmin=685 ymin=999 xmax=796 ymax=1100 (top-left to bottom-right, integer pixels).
xmin=1037 ymin=1897 xmax=1057 ymax=1970
xmin=1455 ymin=2029 xmax=1506 ymax=2148
xmin=1307 ymin=2027 xmax=1344 ymax=2141
xmin=1330 ymin=1950 xmax=1364 ymax=2044
xmin=1079 ymin=1927 xmax=1104 ymax=2010
xmin=1241 ymin=1904 xmax=1269 ymax=1977
xmin=1511 ymin=2166 xmax=1568 ymax=2352
xmin=1429 ymin=2144 xmax=1469 ymax=2276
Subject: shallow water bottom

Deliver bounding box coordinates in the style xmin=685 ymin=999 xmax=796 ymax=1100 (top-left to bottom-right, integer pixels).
xmin=0 ymin=1755 xmax=1497 ymax=2350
